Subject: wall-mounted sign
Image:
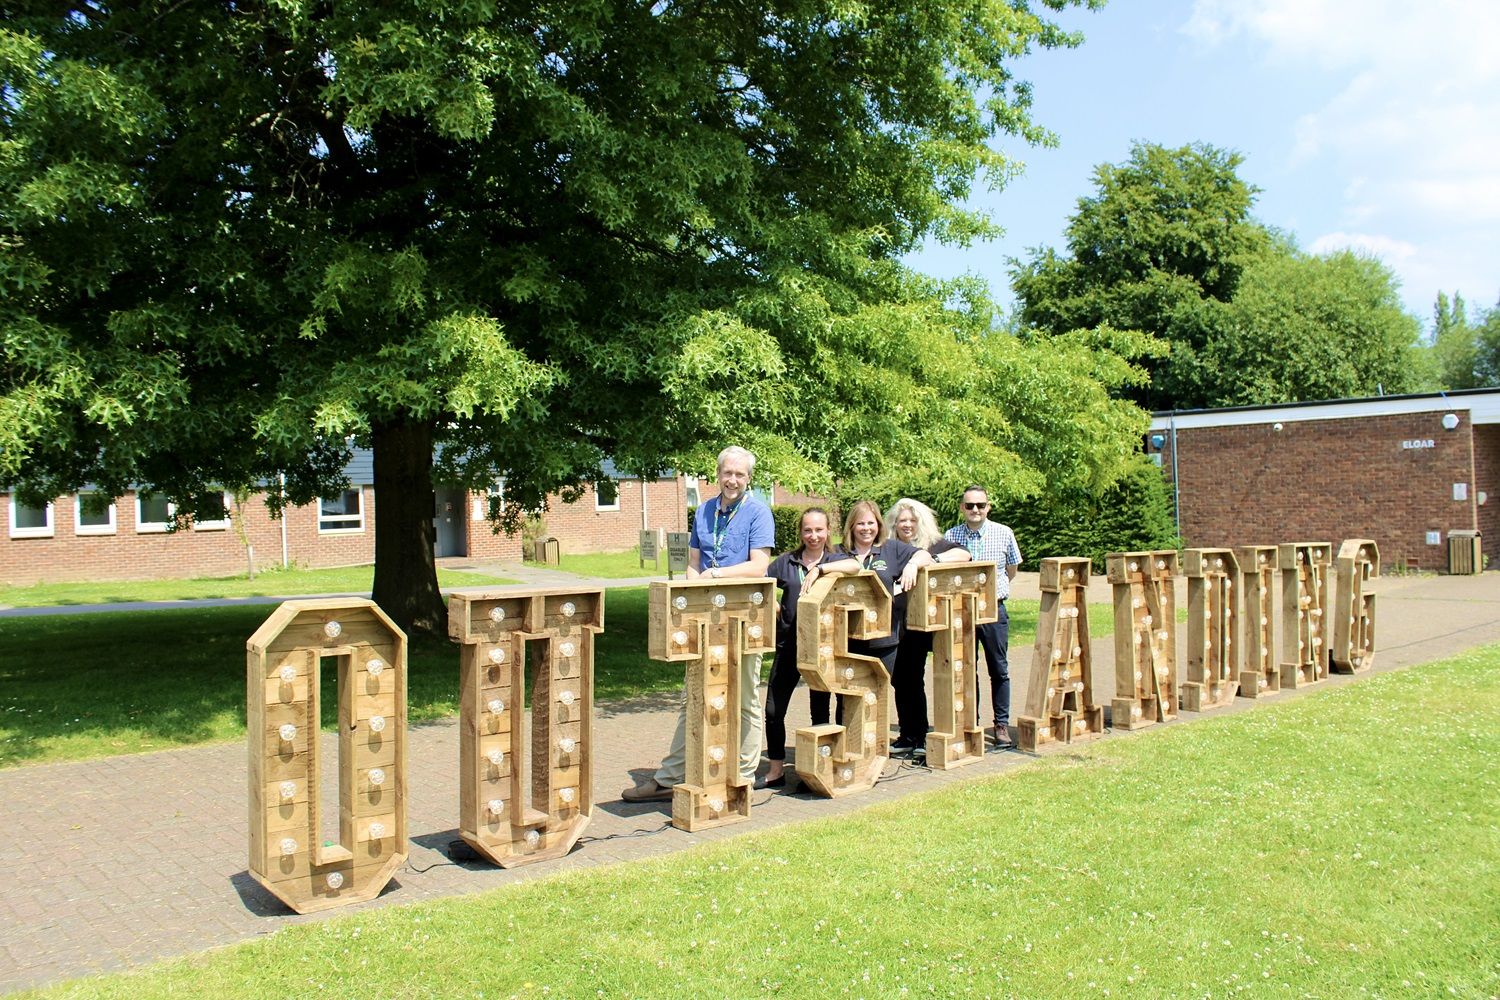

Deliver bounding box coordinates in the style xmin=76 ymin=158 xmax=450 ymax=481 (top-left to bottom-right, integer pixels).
xmin=1401 ymin=439 xmax=1436 ymax=450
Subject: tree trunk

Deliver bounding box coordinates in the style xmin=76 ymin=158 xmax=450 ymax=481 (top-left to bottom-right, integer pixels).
xmin=371 ymin=417 xmax=446 ymax=635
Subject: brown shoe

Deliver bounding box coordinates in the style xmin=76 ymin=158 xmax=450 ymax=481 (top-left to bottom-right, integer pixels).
xmin=621 ymin=778 xmax=673 ymax=802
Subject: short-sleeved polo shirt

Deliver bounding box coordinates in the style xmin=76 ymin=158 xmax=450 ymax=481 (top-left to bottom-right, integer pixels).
xmin=943 ymin=519 xmax=1021 ymax=600
xmin=689 ymin=493 xmax=775 ymax=569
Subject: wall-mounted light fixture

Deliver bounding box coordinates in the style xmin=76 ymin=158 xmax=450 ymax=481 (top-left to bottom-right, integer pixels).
xmin=1442 ymin=413 xmax=1460 ymax=430
xmin=1272 ymin=423 xmax=1283 ymax=432
xmin=1149 ymin=433 xmax=1166 ymax=450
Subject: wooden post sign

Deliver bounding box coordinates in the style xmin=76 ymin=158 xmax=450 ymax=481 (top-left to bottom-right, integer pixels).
xmin=447 ymin=588 xmax=602 ymax=867
xmin=247 ymin=599 xmax=407 ymax=914
xmin=1181 ymin=548 xmax=1240 ymax=712
xmin=648 ymin=578 xmax=775 ymax=831
xmin=1331 ymin=539 xmax=1379 ymax=674
xmin=1107 ymin=550 xmax=1180 ymax=731
xmin=1279 ymin=542 xmax=1332 ymax=689
xmin=794 ymin=570 xmax=894 ymax=795
xmin=1018 ymin=557 xmax=1103 ymax=752
xmin=1235 ymin=545 xmax=1280 ymax=699
xmin=904 ymin=562 xmax=997 ymax=769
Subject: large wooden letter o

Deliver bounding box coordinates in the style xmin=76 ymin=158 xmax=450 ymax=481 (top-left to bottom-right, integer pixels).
xmin=247 ymin=599 xmax=407 ymax=914
xmin=448 ymin=588 xmax=602 ymax=867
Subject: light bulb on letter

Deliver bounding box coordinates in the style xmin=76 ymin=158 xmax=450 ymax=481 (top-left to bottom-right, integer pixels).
xmin=366 ymin=659 xmax=384 ymax=677
xmin=369 ymin=715 xmax=386 ymax=732
xmin=323 ymin=621 xmax=342 ymax=638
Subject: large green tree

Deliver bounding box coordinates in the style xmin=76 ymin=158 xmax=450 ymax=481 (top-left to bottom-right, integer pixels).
xmin=1011 ymin=140 xmax=1423 ymax=410
xmin=1 ymin=1 xmax=1113 ymax=632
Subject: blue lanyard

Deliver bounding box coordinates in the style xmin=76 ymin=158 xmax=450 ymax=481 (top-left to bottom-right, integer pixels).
xmin=710 ymin=497 xmax=743 ymax=567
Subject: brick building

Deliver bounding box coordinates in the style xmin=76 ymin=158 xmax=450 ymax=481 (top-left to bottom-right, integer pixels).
xmin=1148 ymin=388 xmax=1500 ymax=572
xmin=1 ymin=450 xmax=822 ymax=586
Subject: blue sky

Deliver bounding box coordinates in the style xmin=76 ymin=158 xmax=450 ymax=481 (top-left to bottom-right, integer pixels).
xmin=907 ymin=0 xmax=1500 ymax=333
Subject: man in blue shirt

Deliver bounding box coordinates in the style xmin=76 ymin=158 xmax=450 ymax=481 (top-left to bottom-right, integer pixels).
xmin=623 ymin=446 xmax=776 ymax=800
xmin=944 ymin=484 xmax=1022 ymax=748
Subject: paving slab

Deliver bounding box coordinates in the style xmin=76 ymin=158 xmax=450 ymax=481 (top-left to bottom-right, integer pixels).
xmin=0 ymin=570 xmax=1495 ymax=993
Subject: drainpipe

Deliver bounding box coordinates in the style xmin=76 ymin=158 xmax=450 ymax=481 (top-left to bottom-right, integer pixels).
xmin=640 ymin=475 xmax=649 ymax=533
xmin=279 ymin=473 xmax=290 ymax=569
xmin=1169 ymin=412 xmax=1181 ymax=535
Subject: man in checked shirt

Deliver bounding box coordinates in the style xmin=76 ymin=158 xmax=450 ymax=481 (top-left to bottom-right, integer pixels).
xmin=944 ymin=484 xmax=1022 ymax=748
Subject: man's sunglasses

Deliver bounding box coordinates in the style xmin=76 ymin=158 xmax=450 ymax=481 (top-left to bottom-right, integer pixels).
xmin=963 ymin=502 xmax=989 ymax=510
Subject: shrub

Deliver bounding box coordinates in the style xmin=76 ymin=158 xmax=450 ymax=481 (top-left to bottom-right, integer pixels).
xmin=1005 ymin=458 xmax=1179 ymax=571
xmin=770 ymin=503 xmax=841 ymax=552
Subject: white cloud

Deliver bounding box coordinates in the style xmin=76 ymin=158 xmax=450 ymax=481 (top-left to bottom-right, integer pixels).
xmin=1185 ymin=0 xmax=1500 ymax=318
xmin=1307 ymin=232 xmax=1416 ymax=262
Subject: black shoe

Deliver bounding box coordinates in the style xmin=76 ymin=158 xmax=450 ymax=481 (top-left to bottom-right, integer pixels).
xmin=754 ymin=773 xmax=786 ymax=789
xmin=889 ymin=738 xmax=917 ymax=758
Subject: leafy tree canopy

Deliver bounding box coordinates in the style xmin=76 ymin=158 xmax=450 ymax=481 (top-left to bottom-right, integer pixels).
xmin=1012 ymin=140 xmax=1424 ymax=411
xmin=1 ymin=0 xmax=1136 ymax=630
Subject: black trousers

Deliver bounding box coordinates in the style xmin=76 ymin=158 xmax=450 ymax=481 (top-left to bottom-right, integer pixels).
xmin=892 ymin=630 xmax=932 ymax=744
xmin=975 ymin=601 xmax=1011 ymax=729
xmin=763 ymin=638 xmax=831 ymax=762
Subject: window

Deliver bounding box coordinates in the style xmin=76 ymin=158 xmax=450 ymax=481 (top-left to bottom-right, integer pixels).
xmin=318 ymin=489 xmax=365 ymax=533
xmin=684 ymin=477 xmax=701 ymax=510
xmin=8 ymin=497 xmax=54 ymax=538
xmin=74 ymin=492 xmax=116 ymax=535
xmin=595 ymin=479 xmax=620 ymax=512
xmin=474 ymin=481 xmax=504 ymax=522
xmin=136 ymin=493 xmax=175 ymax=533
xmin=192 ymin=491 xmax=231 ymax=531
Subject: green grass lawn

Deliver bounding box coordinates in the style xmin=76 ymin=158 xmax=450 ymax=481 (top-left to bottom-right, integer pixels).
xmin=25 ymin=646 xmax=1500 ymax=999
xmin=0 ymin=592 xmax=1093 ymax=768
xmin=553 ymin=547 xmax=666 ymax=578
xmin=0 ymin=564 xmax=515 ymax=608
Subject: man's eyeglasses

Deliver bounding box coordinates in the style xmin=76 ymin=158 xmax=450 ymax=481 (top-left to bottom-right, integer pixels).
xmin=963 ymin=502 xmax=989 ymax=510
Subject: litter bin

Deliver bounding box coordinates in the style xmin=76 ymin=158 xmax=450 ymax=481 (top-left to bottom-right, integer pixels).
xmin=532 ymin=536 xmax=560 ymax=565
xmin=1447 ymin=530 xmax=1481 ymax=574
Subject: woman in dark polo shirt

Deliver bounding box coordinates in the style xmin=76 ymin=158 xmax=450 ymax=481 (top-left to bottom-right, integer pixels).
xmin=885 ymin=498 xmax=971 ymax=756
xmin=760 ymin=507 xmax=842 ymax=788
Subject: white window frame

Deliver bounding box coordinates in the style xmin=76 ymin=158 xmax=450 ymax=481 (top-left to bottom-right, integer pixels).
xmin=73 ymin=492 xmax=117 ymax=536
xmin=192 ymin=491 xmax=232 ymax=532
xmin=684 ymin=477 xmax=701 ymax=510
xmin=594 ymin=479 xmax=621 ymax=512
xmin=8 ymin=497 xmax=55 ymax=539
xmin=474 ymin=481 xmax=504 ymax=522
xmin=318 ymin=488 xmax=366 ymax=534
xmin=135 ymin=493 xmax=175 ymax=534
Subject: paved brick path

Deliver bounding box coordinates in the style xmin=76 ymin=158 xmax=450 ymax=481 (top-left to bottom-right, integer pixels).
xmin=1 ymin=571 xmax=1496 ymax=993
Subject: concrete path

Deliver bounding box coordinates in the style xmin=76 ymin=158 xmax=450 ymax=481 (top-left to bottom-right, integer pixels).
xmin=0 ymin=570 xmax=1496 ymax=993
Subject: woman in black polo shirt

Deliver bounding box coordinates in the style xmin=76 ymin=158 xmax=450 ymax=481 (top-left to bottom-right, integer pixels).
xmin=760 ymin=507 xmax=841 ymax=788
xmin=885 ymin=498 xmax=971 ymax=756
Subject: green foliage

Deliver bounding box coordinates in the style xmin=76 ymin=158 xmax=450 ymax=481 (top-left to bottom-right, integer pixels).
xmin=1195 ymin=249 xmax=1425 ymax=405
xmin=0 ymin=1 xmax=1121 ymax=629
xmin=1006 ymin=456 xmax=1179 ymax=570
xmin=1013 ymin=141 xmax=1425 ymax=410
xmin=1432 ymin=290 xmax=1500 ymax=389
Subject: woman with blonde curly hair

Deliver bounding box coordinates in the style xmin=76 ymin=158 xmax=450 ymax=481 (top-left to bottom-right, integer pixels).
xmin=883 ymin=497 xmax=971 ymax=756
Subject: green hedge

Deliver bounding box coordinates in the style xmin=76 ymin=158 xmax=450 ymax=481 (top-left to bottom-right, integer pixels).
xmin=1005 ymin=458 xmax=1179 ymax=572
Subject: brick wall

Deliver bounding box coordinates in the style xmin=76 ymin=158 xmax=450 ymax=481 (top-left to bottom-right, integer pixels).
xmin=1160 ymin=410 xmax=1483 ymax=571
xmin=1 ymin=488 xmax=376 ymax=586
xmin=463 ymin=478 xmax=693 ymax=559
xmin=1474 ymin=425 xmax=1500 ymax=567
